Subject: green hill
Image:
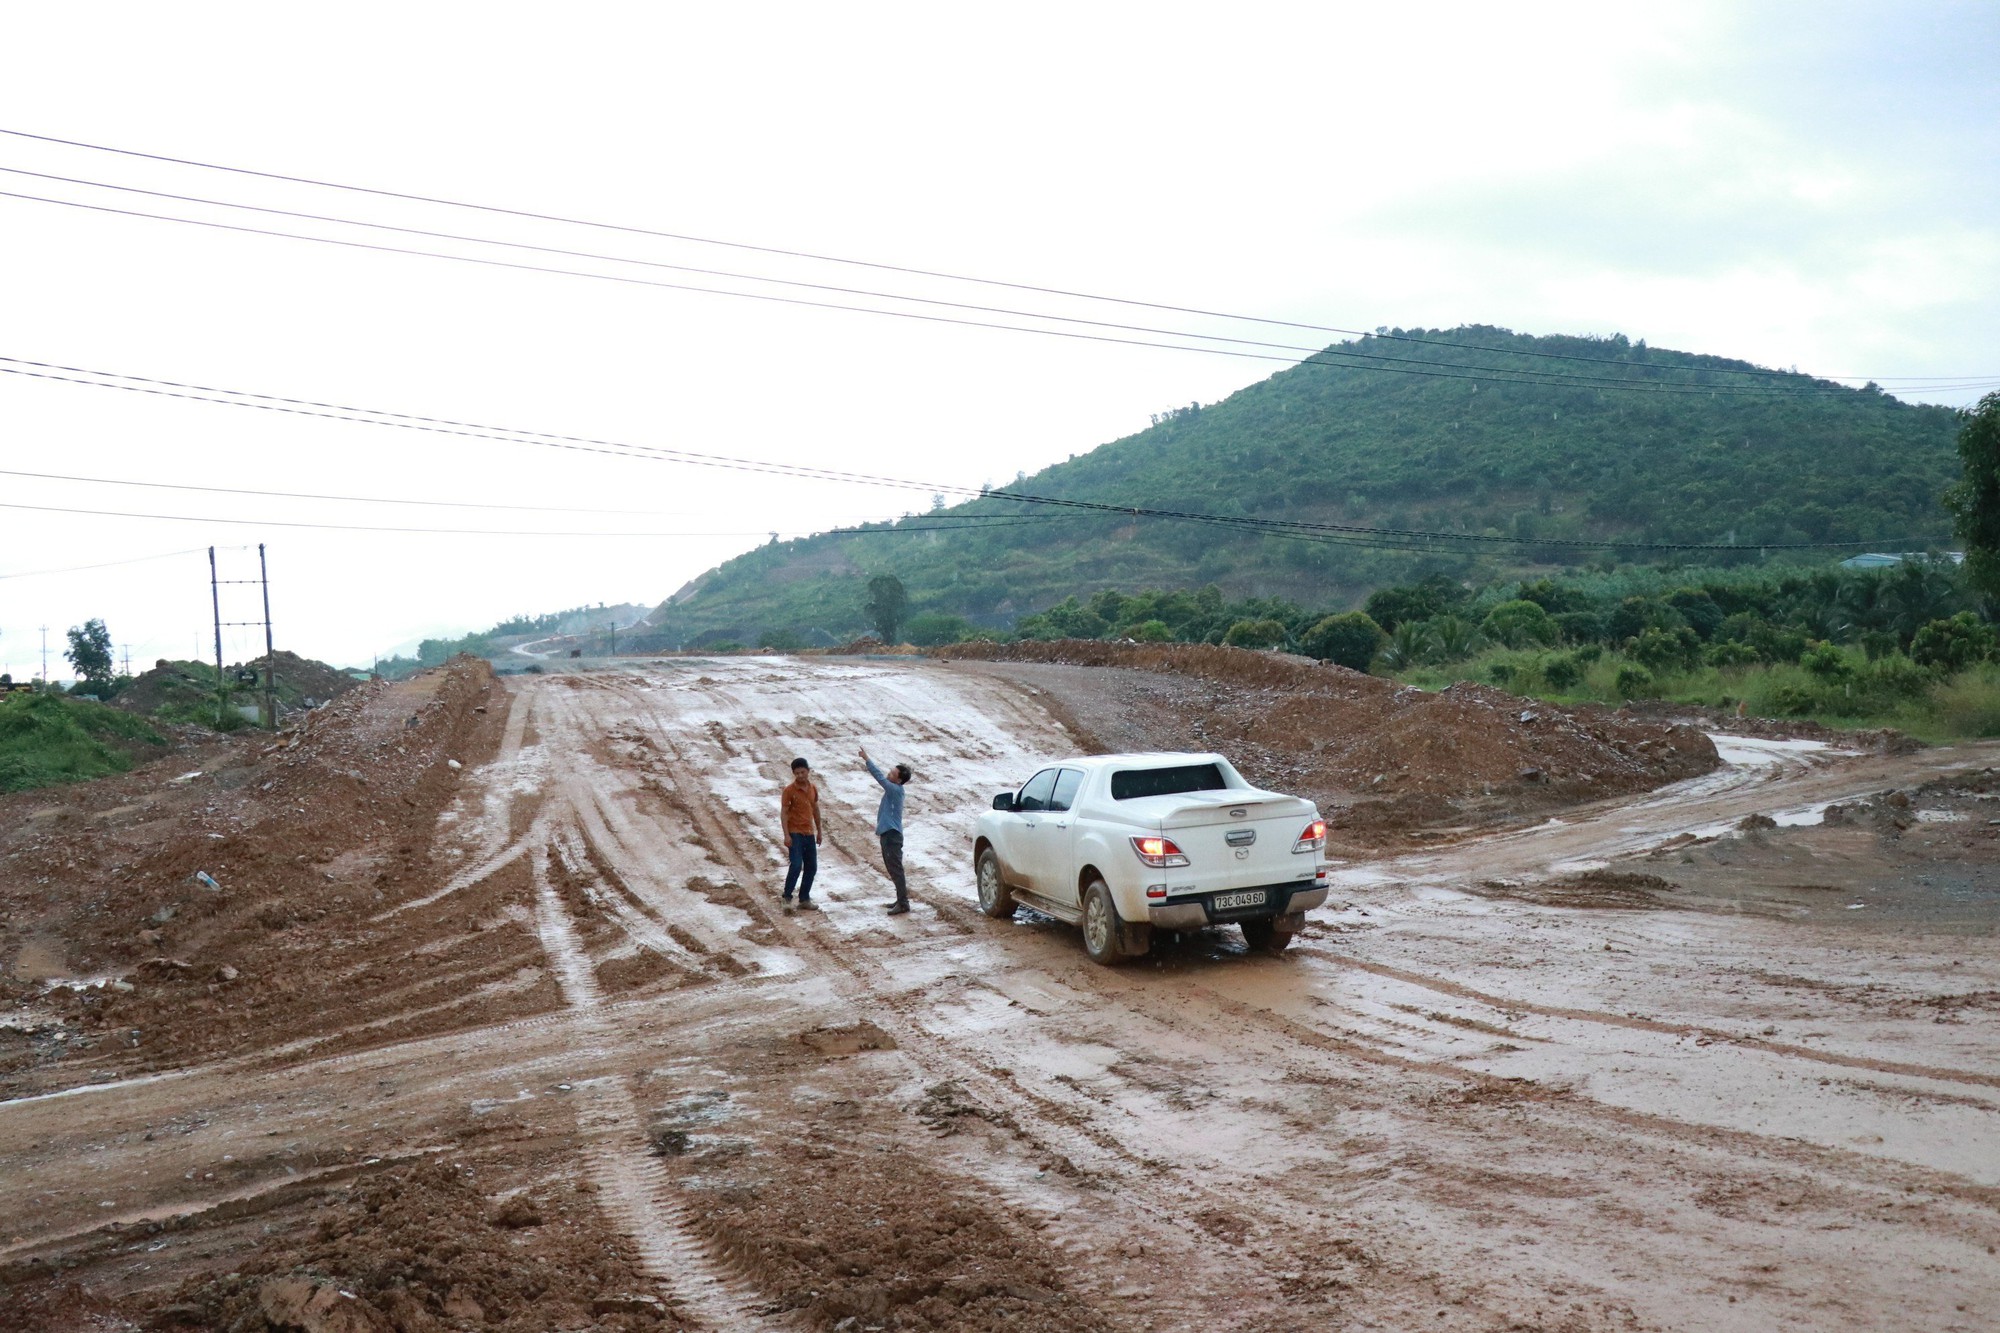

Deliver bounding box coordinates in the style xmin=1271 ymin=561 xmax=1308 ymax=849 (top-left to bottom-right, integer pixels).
xmin=634 ymin=326 xmax=1964 ymax=649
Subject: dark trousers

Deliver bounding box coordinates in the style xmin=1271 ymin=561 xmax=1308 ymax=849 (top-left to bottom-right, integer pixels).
xmin=879 ymin=830 xmax=908 ymax=905
xmin=784 ymin=832 xmax=817 ymax=899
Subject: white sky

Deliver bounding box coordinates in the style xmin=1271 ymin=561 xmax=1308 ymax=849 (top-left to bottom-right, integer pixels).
xmin=2 ymin=1 xmax=1996 ymax=675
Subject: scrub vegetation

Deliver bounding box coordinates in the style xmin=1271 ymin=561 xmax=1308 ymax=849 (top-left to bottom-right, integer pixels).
xmin=637 ymin=326 xmax=1962 ymax=649
xmin=0 ymin=690 xmax=169 ymax=793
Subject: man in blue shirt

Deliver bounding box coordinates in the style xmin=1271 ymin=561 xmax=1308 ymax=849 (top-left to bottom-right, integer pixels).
xmin=859 ymin=747 xmax=914 ymax=915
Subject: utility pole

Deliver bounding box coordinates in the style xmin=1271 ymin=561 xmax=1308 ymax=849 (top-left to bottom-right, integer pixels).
xmin=209 ymin=547 xmax=225 ymax=726
xmin=258 ymin=543 xmax=277 ymax=729
xmin=38 ymin=625 xmax=48 ymax=686
xmin=121 ymin=644 xmax=132 ymax=678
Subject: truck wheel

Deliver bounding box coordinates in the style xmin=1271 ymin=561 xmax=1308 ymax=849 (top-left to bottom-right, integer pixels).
xmin=1240 ymin=918 xmax=1295 ymax=955
xmin=975 ymin=847 xmax=1016 ymax=919
xmin=1081 ymin=880 xmax=1127 ymax=965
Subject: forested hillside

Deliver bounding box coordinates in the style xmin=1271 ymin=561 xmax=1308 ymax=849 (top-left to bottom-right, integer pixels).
xmin=634 ymin=326 xmax=1963 ymax=649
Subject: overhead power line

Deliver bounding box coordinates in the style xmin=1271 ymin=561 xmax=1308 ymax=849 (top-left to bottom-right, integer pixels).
xmin=0 ymin=355 xmax=1942 ymax=555
xmin=0 ymin=546 xmax=209 ymax=581
xmin=0 ymin=465 xmax=1071 ymax=524
xmin=10 ymin=185 xmax=1921 ymax=400
xmin=6 ymin=166 xmax=1983 ymax=399
xmin=0 ymin=498 xmax=1064 ymax=540
xmin=10 ymin=184 xmax=1990 ymax=401
xmin=4 ymin=125 xmax=1987 ymax=387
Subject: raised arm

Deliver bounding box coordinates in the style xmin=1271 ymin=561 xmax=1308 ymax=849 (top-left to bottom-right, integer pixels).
xmin=860 ymin=747 xmax=889 ymax=789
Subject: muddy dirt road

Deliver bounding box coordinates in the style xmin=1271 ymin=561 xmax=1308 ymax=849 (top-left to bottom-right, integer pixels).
xmin=4 ymin=656 xmax=1999 ymax=1331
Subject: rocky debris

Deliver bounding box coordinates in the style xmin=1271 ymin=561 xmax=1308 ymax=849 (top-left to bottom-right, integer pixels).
xmin=593 ymin=1293 xmax=667 ymax=1317
xmin=1738 ymin=812 xmax=1778 ymax=831
xmin=797 ymin=1020 xmax=897 ymax=1057
xmin=258 ymin=1276 xmax=393 ymax=1333
xmin=491 ymin=1194 xmax=543 ymax=1228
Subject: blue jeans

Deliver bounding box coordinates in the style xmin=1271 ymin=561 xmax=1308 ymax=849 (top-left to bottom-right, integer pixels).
xmin=784 ymin=831 xmax=818 ymax=899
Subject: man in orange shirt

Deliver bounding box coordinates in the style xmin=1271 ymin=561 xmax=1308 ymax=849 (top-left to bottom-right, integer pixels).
xmin=780 ymin=756 xmax=823 ymax=910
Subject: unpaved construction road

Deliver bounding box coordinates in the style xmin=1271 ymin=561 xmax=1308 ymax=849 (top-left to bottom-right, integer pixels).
xmin=4 ymin=656 xmax=1999 ymax=1332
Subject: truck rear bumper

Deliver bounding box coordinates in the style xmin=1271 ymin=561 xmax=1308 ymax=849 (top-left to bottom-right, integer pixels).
xmin=1147 ymin=881 xmax=1326 ymax=931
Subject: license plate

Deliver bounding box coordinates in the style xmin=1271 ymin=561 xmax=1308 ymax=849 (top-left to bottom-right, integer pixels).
xmin=1212 ymin=889 xmax=1268 ymax=911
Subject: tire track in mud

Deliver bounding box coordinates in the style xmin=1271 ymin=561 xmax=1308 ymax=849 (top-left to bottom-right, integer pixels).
xmin=527 ymin=840 xmax=789 ymax=1330
xmin=617 ymin=667 xmax=1470 ymax=1327
xmin=544 ymin=664 xmax=2000 ymax=1330
xmin=1301 ymin=948 xmax=2000 ymax=1091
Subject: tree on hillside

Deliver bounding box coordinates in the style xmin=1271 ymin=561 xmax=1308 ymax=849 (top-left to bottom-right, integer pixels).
xmin=866 ymin=574 xmax=908 ymax=643
xmin=1301 ymin=612 xmax=1387 ymax=671
xmin=1480 ymin=599 xmax=1558 ymax=648
xmin=64 ymin=619 xmax=114 ymax=690
xmin=1944 ymin=391 xmax=2000 ymax=607
xmin=1222 ymin=618 xmax=1288 ymax=650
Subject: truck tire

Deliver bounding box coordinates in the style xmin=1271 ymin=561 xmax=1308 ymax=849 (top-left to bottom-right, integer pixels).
xmin=975 ymin=846 xmax=1016 ymax=919
xmin=1081 ymin=879 xmax=1127 ymax=965
xmin=1240 ymin=917 xmax=1295 ymax=955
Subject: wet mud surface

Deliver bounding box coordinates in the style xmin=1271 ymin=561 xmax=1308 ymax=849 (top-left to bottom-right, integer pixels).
xmin=3 ymin=655 xmax=1999 ymax=1331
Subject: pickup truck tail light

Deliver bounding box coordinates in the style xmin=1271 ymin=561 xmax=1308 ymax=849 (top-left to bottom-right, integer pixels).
xmin=1130 ymin=836 xmax=1190 ymax=868
xmin=1293 ymin=819 xmax=1326 ymax=854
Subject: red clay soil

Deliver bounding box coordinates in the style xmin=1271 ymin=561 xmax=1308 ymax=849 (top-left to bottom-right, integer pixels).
xmin=0 ymin=656 xmax=527 ymax=1097
xmin=934 ymin=640 xmax=1719 ymax=841
xmin=147 ymin=1158 xmax=683 ymax=1333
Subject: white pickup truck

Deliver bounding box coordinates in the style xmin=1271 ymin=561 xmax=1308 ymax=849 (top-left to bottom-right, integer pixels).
xmin=973 ymin=752 xmax=1330 ymax=963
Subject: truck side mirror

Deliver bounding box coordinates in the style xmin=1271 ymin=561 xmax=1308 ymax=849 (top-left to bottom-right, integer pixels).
xmin=992 ymin=792 xmax=1016 ymax=812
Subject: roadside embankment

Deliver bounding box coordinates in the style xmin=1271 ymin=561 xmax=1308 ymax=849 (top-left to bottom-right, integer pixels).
xmin=933 ymin=639 xmax=1719 ymax=842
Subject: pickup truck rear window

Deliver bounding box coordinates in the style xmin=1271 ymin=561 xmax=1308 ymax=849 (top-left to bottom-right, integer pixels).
xmin=1111 ymin=763 xmax=1227 ymax=800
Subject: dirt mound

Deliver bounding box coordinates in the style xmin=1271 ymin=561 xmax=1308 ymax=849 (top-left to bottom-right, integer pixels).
xmin=937 ymin=640 xmax=1718 ymax=838
xmin=1478 ymin=869 xmax=1679 ymax=909
xmin=115 ymin=651 xmax=360 ymax=718
xmin=0 ymin=655 xmax=520 ymax=1093
xmin=689 ymin=1130 xmax=1113 ymax=1331
xmin=111 ymin=659 xmax=222 ymax=716
xmin=152 ymin=1161 xmax=679 ymax=1332
xmin=248 ymin=650 xmax=365 ymax=705
xmin=828 ymin=635 xmax=920 ymax=655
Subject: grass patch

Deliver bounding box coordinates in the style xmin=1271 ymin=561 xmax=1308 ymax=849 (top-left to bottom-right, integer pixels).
xmin=0 ymin=692 xmax=171 ymax=794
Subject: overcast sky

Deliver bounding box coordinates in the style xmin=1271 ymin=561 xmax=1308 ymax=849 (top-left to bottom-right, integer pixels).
xmin=3 ymin=1 xmax=1996 ymax=676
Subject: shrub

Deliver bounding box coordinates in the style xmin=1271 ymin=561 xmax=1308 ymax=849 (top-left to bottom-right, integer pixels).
xmin=1860 ymin=653 xmax=1934 ymax=702
xmin=1487 ymin=662 xmax=1516 ymax=686
xmin=1377 ymin=620 xmax=1434 ymax=670
xmin=1631 ymin=625 xmax=1701 ymax=672
xmin=1480 ymin=599 xmax=1558 ymax=648
xmin=904 ymin=612 xmax=978 ymax=646
xmin=1572 ymin=642 xmax=1604 ymax=664
xmin=1705 ymin=640 xmax=1760 ymax=668
xmin=1425 ymin=615 xmax=1483 ymax=661
xmin=1910 ymin=613 xmax=1998 ymax=671
xmin=1222 ymin=618 xmax=1289 ymax=650
xmin=1542 ymin=654 xmax=1583 ymax=690
xmin=1771 ymin=682 xmax=1821 ymax=716
xmin=1614 ymin=664 xmax=1656 ymax=698
xmin=1932 ymin=665 xmax=2000 ymax=738
xmin=1298 ymin=612 xmax=1386 ymax=670
xmin=1800 ymin=642 xmax=1855 ymax=682
xmin=1126 ymin=619 xmax=1173 ymax=643
xmin=1552 ymin=610 xmax=1604 ymax=644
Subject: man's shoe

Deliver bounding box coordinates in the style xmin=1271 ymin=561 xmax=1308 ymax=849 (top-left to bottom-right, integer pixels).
xmin=885 ymin=902 xmax=910 ymax=916
xmin=781 ymin=893 xmax=793 ymax=902
xmin=796 ymin=899 xmax=819 ymax=911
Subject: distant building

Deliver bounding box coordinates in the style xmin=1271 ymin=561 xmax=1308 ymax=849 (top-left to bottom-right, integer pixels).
xmin=1839 ymin=551 xmax=1964 ymax=570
